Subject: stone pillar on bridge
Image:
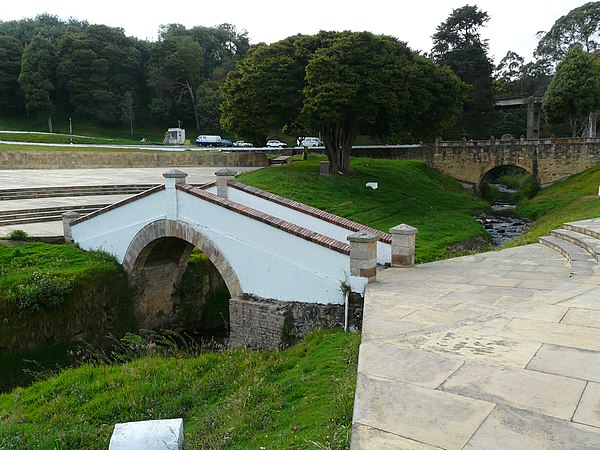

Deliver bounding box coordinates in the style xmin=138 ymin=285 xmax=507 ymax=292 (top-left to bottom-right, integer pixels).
xmin=215 ymin=169 xmax=237 ymax=198
xmin=390 ymin=224 xmax=418 ymax=267
xmin=62 ymin=211 xmax=81 ymax=242
xmin=348 ymin=231 xmax=379 ymax=282
xmin=163 ymin=169 xmax=187 ymax=187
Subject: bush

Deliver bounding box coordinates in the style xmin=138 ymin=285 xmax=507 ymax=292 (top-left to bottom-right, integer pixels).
xmin=6 ymin=229 xmax=29 ymax=241
xmin=7 ymin=271 xmax=75 ymax=312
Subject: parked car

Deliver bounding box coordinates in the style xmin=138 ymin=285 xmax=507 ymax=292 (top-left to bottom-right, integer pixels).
xmin=300 ymin=137 xmax=322 ymax=147
xmin=233 ymin=140 xmax=253 ymax=147
xmin=266 ymin=139 xmax=287 ymax=148
xmin=220 ymin=139 xmax=233 ymax=147
xmin=195 ymin=135 xmax=222 ymax=147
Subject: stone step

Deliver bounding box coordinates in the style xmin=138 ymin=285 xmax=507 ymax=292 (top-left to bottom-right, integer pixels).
xmin=564 ymin=219 xmax=600 ymax=241
xmin=550 ymin=229 xmax=600 ymax=262
xmin=0 ymin=184 xmax=157 ymax=200
xmin=0 ymin=205 xmax=107 ymax=226
xmin=539 ymin=235 xmax=597 ymax=276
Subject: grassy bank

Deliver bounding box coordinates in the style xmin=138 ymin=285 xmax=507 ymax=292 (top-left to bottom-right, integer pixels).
xmin=507 ymin=164 xmax=600 ymax=246
xmin=0 ymin=329 xmax=358 ymax=449
xmin=238 ymin=157 xmax=490 ymax=262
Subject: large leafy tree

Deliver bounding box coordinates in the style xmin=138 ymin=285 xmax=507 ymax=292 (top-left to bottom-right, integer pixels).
xmin=543 ymin=44 xmax=600 ymax=137
xmin=57 ymin=25 xmax=143 ymax=122
xmin=535 ymin=2 xmax=600 ymax=65
xmin=0 ymin=35 xmax=24 ymax=113
xmin=18 ymin=35 xmax=58 ymax=131
xmin=431 ymin=5 xmax=495 ymax=139
xmin=221 ymin=31 xmax=466 ymax=173
xmin=146 ymin=30 xmax=204 ymax=130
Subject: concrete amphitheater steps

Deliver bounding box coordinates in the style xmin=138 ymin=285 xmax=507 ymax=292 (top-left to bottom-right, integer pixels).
xmin=539 ymin=219 xmax=600 ymax=276
xmin=0 ymin=204 xmax=109 ymax=226
xmin=0 ymin=184 xmax=157 ymax=200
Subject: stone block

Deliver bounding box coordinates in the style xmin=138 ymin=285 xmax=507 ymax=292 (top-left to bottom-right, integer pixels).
xmin=109 ymin=418 xmax=184 ymax=450
xmin=320 ymin=161 xmax=330 ymax=176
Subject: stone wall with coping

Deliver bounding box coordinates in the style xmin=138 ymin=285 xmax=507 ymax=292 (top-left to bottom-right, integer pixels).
xmin=229 ymin=295 xmax=363 ymax=350
xmin=0 ymin=149 xmax=268 ymax=169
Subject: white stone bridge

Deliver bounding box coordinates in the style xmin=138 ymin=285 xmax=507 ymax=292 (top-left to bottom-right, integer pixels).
xmin=67 ymin=169 xmax=414 ymax=348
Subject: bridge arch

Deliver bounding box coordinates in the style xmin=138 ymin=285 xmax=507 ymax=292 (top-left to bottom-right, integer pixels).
xmin=122 ymin=219 xmax=242 ymax=328
xmin=477 ymin=163 xmax=536 ymax=192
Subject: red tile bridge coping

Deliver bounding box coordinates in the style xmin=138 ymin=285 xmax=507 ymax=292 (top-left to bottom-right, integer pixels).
xmin=227 ymin=180 xmax=393 ymax=245
xmin=177 ymin=184 xmax=351 ymax=255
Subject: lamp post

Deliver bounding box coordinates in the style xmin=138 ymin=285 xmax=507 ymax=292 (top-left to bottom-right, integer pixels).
xmin=69 ymin=117 xmax=73 ymax=144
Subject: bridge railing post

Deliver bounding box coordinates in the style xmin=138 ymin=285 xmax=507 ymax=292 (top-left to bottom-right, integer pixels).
xmin=163 ymin=169 xmax=188 ymax=188
xmin=389 ymin=224 xmax=418 ymax=267
xmin=215 ymin=169 xmax=237 ymax=198
xmin=62 ymin=211 xmax=81 ymax=242
xmin=347 ymin=231 xmax=379 ymax=282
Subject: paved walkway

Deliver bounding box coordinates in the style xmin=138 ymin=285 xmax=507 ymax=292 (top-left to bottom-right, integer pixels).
xmin=352 ymin=243 xmax=600 ymax=449
xmin=0 ymin=167 xmax=258 ymax=237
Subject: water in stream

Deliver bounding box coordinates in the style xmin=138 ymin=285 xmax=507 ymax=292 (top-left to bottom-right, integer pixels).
xmin=477 ymin=183 xmax=532 ymax=247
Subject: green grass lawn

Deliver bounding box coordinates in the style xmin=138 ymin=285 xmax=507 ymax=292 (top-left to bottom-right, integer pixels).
xmin=238 ymin=156 xmax=490 ymax=262
xmin=0 ymin=329 xmax=358 ymax=449
xmin=506 ymin=164 xmax=600 ymax=247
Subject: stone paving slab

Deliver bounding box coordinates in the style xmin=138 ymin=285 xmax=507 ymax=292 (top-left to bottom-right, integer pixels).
xmin=464 ymin=405 xmax=600 ymax=450
xmin=573 ymin=382 xmax=600 ymax=428
xmin=351 ymin=424 xmax=442 ymax=450
xmin=353 ymin=242 xmax=600 ymax=448
xmin=440 ymin=361 xmax=586 ymax=420
xmin=527 ymin=344 xmax=600 ymax=383
xmin=353 ymin=373 xmax=495 ymax=450
xmin=358 ymin=341 xmax=463 ymax=388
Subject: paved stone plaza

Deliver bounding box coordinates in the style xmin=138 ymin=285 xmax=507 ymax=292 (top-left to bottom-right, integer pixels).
xmin=352 ymin=242 xmax=600 ymax=449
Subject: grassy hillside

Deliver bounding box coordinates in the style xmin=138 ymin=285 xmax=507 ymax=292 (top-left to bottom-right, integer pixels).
xmin=0 ymin=329 xmax=358 ymax=449
xmin=507 ymin=164 xmax=600 ymax=246
xmin=238 ymin=157 xmax=490 ymax=262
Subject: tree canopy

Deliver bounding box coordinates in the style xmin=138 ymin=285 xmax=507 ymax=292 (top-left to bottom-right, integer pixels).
xmin=431 ymin=5 xmax=495 ymax=139
xmin=535 ymin=2 xmax=600 ymax=65
xmin=221 ymin=31 xmax=466 ymax=173
xmin=543 ymin=44 xmax=600 ymax=136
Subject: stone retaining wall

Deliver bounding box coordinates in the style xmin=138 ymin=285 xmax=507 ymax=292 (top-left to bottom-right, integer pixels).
xmin=0 ymin=149 xmax=269 ymax=169
xmin=229 ymin=294 xmax=363 ymax=349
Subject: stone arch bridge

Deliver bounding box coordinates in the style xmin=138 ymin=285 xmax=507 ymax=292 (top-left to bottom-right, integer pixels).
xmin=66 ymin=170 xmax=414 ymax=349
xmin=352 ymin=138 xmax=600 ymax=190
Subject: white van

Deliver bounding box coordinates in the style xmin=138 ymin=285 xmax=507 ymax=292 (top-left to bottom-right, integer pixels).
xmin=300 ymin=137 xmax=322 ymax=147
xmin=195 ymin=135 xmax=222 ymax=147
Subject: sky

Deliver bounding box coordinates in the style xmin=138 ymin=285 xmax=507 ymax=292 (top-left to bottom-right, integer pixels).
xmin=1 ymin=0 xmax=588 ymax=64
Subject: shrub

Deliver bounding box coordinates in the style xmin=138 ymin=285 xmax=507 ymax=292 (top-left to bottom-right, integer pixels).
xmin=7 ymin=270 xmax=75 ymax=312
xmin=6 ymin=229 xmax=29 ymax=241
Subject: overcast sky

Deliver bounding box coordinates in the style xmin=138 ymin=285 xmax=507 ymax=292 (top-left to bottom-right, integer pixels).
xmin=1 ymin=1 xmax=587 ymax=64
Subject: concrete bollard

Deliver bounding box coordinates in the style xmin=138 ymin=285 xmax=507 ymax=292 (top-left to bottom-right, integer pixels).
xmin=390 ymin=224 xmax=418 ymax=267
xmin=215 ymin=168 xmax=237 ymax=198
xmin=108 ymin=418 xmax=184 ymax=450
xmin=163 ymin=169 xmax=188 ymax=189
xmin=348 ymin=230 xmax=379 ymax=282
xmin=62 ymin=211 xmax=81 ymax=242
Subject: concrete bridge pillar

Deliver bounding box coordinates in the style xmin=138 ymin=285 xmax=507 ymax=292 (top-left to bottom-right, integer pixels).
xmin=348 ymin=231 xmax=379 ymax=282
xmin=62 ymin=211 xmax=81 ymax=242
xmin=215 ymin=169 xmax=237 ymax=198
xmin=163 ymin=169 xmax=187 ymax=219
xmin=390 ymin=224 xmax=418 ymax=267
xmin=527 ymin=102 xmax=541 ymax=139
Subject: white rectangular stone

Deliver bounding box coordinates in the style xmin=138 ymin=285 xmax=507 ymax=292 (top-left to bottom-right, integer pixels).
xmin=109 ymin=418 xmax=184 ymax=450
xmin=527 ymin=344 xmax=600 ymax=382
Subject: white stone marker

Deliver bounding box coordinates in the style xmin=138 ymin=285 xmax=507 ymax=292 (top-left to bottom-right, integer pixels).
xmin=108 ymin=418 xmax=184 ymax=450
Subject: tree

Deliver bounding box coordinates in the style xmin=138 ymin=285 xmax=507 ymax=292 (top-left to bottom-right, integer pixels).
xmin=431 ymin=5 xmax=495 ymax=139
xmin=221 ymin=31 xmax=466 ymax=173
xmin=535 ymin=2 xmax=600 ymax=65
xmin=19 ymin=35 xmax=58 ymax=132
xmin=120 ymin=90 xmax=135 ymax=136
xmin=146 ymin=32 xmax=204 ymax=129
xmin=543 ymin=44 xmax=600 ymax=136
xmin=0 ymin=35 xmax=24 ymax=113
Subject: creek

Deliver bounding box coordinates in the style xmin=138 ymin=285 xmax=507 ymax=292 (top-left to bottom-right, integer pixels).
xmin=477 ymin=183 xmax=532 ymax=247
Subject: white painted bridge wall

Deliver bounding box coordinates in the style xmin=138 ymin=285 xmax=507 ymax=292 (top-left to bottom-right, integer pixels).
xmin=207 ymin=185 xmax=392 ymax=265
xmin=71 ymin=188 xmax=358 ymax=305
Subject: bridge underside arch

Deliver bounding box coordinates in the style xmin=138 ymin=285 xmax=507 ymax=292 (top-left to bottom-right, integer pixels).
xmin=478 ymin=163 xmax=536 ymax=192
xmin=122 ymin=219 xmax=242 ymax=329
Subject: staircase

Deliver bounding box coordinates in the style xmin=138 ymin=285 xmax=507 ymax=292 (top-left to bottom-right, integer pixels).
xmin=0 ymin=204 xmax=110 ymax=226
xmin=539 ymin=218 xmax=600 ymax=276
xmin=0 ymin=184 xmax=157 ymax=201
